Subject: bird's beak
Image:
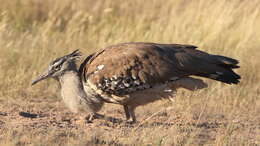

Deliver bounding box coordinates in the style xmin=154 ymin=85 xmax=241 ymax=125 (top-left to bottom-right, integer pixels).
xmin=31 ymin=70 xmax=51 ymax=86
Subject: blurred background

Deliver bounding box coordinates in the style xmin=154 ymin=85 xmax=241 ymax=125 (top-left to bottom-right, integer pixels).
xmin=0 ymin=0 xmax=259 ymax=145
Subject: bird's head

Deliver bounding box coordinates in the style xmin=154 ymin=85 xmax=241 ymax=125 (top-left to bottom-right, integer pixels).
xmin=31 ymin=50 xmax=81 ymax=85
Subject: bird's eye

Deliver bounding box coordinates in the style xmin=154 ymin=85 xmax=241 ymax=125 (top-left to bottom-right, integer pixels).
xmin=54 ymin=64 xmax=61 ymax=70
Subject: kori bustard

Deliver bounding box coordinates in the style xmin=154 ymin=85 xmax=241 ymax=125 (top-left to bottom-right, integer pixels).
xmin=31 ymin=42 xmax=241 ymax=123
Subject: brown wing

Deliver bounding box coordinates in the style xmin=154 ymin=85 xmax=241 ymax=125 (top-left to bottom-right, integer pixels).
xmin=80 ymin=42 xmax=240 ymax=96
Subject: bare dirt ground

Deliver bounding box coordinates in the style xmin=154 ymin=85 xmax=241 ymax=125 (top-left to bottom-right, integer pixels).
xmin=0 ymin=93 xmax=259 ymax=146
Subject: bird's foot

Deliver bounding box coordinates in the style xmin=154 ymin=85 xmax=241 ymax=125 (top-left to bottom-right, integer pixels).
xmin=121 ymin=120 xmax=137 ymax=127
xmin=124 ymin=119 xmax=137 ymax=125
xmin=85 ymin=113 xmax=104 ymax=123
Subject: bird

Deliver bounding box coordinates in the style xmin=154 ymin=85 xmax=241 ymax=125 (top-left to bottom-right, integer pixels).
xmin=31 ymin=42 xmax=241 ymax=123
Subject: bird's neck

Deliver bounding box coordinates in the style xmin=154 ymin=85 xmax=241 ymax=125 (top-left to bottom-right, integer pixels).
xmin=58 ymin=71 xmax=95 ymax=113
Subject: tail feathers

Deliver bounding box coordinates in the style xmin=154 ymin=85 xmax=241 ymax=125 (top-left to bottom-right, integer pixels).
xmin=215 ymin=71 xmax=240 ymax=84
xmin=198 ymin=55 xmax=241 ymax=84
xmin=198 ymin=70 xmax=240 ymax=84
xmin=213 ymin=55 xmax=240 ymax=69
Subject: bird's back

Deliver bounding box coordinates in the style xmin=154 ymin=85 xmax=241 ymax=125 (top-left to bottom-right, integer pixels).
xmin=80 ymin=43 xmax=191 ymax=94
xmin=79 ymin=42 xmax=240 ymax=104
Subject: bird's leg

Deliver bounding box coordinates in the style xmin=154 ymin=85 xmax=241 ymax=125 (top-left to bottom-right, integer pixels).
xmin=127 ymin=106 xmax=136 ymax=123
xmin=123 ymin=105 xmax=130 ymax=120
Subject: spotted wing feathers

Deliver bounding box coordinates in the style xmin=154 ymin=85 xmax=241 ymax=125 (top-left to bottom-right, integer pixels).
xmin=79 ymin=42 xmax=240 ymax=96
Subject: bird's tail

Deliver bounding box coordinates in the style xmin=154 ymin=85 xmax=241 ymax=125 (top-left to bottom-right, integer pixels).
xmin=196 ymin=55 xmax=241 ymax=84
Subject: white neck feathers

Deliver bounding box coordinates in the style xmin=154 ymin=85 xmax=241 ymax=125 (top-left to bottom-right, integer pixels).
xmin=59 ymin=71 xmax=87 ymax=113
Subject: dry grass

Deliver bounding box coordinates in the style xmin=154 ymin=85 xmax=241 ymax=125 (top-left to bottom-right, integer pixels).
xmin=0 ymin=0 xmax=259 ymax=145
